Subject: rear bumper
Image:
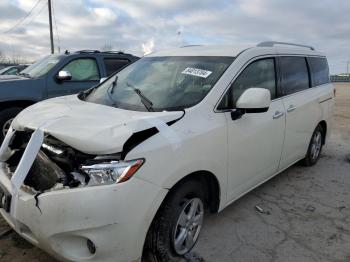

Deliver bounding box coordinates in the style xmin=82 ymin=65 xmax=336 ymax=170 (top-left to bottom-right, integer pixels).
xmin=0 ymin=129 xmax=168 ymax=262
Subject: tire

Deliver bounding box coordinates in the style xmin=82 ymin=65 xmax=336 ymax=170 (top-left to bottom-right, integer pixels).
xmin=302 ymin=124 xmax=324 ymax=166
xmin=0 ymin=107 xmax=23 ymax=143
xmin=143 ymin=180 xmax=206 ymax=262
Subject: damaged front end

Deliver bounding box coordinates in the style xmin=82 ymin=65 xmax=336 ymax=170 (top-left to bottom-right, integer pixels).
xmin=4 ymin=130 xmax=143 ymax=194
xmin=0 ymin=127 xmax=167 ymax=262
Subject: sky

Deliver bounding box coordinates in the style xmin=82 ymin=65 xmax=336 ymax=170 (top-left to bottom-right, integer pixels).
xmin=0 ymin=0 xmax=349 ymax=74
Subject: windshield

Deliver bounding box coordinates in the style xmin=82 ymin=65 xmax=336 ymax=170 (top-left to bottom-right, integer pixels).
xmin=85 ymin=56 xmax=234 ymax=112
xmin=0 ymin=67 xmax=12 ymax=75
xmin=20 ymin=54 xmax=63 ymax=78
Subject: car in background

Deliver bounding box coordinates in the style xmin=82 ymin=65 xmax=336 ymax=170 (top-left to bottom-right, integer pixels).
xmin=0 ymin=64 xmax=29 ymax=76
xmin=0 ymin=42 xmax=334 ymax=261
xmin=0 ymin=50 xmax=138 ymax=142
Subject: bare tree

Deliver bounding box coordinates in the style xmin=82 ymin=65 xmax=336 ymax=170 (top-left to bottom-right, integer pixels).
xmin=0 ymin=50 xmax=31 ymax=66
xmin=0 ymin=50 xmax=5 ymax=63
xmin=9 ymin=53 xmax=30 ymax=65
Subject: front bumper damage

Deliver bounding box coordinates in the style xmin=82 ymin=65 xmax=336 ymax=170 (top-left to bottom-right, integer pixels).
xmin=0 ymin=128 xmax=168 ymax=262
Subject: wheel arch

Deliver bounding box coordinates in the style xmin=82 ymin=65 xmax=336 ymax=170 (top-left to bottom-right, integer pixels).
xmin=318 ymin=120 xmax=327 ymax=144
xmin=164 ymin=170 xmax=221 ymax=213
xmin=0 ymin=100 xmax=36 ymax=111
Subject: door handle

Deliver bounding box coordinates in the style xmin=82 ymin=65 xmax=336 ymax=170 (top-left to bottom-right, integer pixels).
xmin=273 ymin=111 xmax=284 ymax=119
xmin=287 ymin=105 xmax=296 ymax=113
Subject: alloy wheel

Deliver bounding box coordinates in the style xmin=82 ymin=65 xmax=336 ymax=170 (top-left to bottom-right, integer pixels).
xmin=2 ymin=118 xmax=13 ymax=137
xmin=173 ymin=198 xmax=204 ymax=255
xmin=310 ymin=130 xmax=322 ymax=161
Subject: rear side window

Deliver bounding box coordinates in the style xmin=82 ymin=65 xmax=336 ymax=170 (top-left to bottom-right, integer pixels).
xmin=218 ymin=58 xmax=276 ymax=109
xmin=280 ymin=57 xmax=310 ymax=95
xmin=307 ymin=57 xmax=329 ymax=86
xmin=104 ymin=59 xmax=130 ymax=76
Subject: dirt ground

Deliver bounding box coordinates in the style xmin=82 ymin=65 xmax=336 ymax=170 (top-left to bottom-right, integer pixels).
xmin=0 ymin=83 xmax=349 ymax=262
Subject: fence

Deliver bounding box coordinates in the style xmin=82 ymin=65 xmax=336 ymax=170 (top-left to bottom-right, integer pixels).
xmin=331 ymin=75 xmax=350 ymax=82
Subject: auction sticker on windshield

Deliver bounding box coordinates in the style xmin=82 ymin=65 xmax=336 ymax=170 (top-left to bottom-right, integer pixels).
xmin=182 ymin=67 xmax=212 ymax=78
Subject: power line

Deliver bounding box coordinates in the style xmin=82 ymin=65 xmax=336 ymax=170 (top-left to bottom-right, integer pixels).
xmin=52 ymin=1 xmax=61 ymax=53
xmin=3 ymin=0 xmax=43 ymax=34
xmin=25 ymin=1 xmax=47 ymax=27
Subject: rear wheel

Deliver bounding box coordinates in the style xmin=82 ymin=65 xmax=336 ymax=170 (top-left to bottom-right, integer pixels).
xmin=0 ymin=107 xmax=23 ymax=143
xmin=143 ymin=180 xmax=206 ymax=262
xmin=302 ymin=125 xmax=324 ymax=166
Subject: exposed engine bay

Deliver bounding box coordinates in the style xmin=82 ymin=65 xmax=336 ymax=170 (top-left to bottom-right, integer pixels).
xmin=4 ymin=110 xmax=183 ymax=194
xmin=5 ymin=130 xmax=121 ymax=193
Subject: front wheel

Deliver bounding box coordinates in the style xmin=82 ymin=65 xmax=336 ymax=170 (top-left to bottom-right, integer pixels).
xmin=143 ymin=180 xmax=206 ymax=262
xmin=0 ymin=107 xmax=23 ymax=143
xmin=302 ymin=125 xmax=324 ymax=166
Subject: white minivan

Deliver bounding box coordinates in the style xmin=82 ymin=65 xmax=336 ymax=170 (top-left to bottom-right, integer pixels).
xmin=0 ymin=42 xmax=334 ymax=262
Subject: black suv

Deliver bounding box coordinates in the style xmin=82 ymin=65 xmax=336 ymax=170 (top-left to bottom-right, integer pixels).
xmin=0 ymin=50 xmax=138 ymax=141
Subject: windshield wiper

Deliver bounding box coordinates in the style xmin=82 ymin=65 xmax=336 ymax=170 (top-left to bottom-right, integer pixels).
xmin=110 ymin=76 xmax=118 ymax=94
xmin=126 ymin=82 xmax=154 ymax=112
xmin=80 ymin=76 xmax=118 ymax=101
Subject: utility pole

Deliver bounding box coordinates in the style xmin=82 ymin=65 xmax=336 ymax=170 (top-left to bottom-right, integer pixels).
xmin=48 ymin=0 xmax=54 ymax=54
xmin=347 ymin=61 xmax=350 ymax=76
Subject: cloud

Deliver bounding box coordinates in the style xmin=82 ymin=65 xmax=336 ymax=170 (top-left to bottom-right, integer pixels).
xmin=0 ymin=0 xmax=349 ymax=73
xmin=142 ymin=38 xmax=155 ymax=55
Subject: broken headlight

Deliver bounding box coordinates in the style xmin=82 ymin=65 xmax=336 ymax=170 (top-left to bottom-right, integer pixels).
xmin=81 ymin=159 xmax=144 ymax=186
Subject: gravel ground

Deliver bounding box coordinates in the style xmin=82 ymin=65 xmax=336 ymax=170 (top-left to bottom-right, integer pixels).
xmin=0 ymin=83 xmax=349 ymax=262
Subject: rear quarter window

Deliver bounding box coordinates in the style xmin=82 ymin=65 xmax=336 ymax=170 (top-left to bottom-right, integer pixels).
xmin=307 ymin=57 xmax=330 ymax=86
xmin=104 ymin=58 xmax=130 ymax=76
xmin=280 ymin=56 xmax=310 ymax=96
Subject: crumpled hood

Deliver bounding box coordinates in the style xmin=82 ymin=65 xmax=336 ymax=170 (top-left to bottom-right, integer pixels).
xmin=12 ymin=95 xmax=184 ymax=155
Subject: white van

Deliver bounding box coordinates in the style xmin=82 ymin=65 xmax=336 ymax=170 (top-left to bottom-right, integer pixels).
xmin=0 ymin=42 xmax=334 ymax=262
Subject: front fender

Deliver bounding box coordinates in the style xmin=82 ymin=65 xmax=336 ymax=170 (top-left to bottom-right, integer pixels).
xmin=0 ymin=78 xmax=46 ymax=103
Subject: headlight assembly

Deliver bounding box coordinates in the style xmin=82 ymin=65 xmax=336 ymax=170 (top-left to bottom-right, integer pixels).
xmin=81 ymin=159 xmax=144 ymax=186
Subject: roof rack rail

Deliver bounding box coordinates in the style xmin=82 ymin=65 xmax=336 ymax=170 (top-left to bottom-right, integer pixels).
xmin=75 ymin=50 xmax=101 ymax=54
xmin=102 ymin=50 xmax=125 ymax=54
xmin=257 ymin=41 xmax=315 ymax=51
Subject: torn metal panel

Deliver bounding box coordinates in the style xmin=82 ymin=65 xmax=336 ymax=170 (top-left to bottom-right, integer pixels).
xmin=11 ymin=129 xmax=44 ymax=192
xmin=0 ymin=127 xmax=15 ymax=162
xmin=7 ymin=134 xmax=92 ymax=193
xmin=11 ymin=95 xmax=184 ymax=155
xmin=121 ymin=127 xmax=158 ymax=160
xmin=121 ymin=112 xmax=185 ymax=159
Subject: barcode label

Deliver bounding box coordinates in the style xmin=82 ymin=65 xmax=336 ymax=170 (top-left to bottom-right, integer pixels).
xmin=182 ymin=67 xmax=212 ymax=78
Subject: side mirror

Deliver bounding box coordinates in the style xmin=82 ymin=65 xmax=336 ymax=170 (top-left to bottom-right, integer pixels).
xmin=231 ymin=88 xmax=271 ymax=120
xmin=56 ymin=70 xmax=72 ymax=81
xmin=100 ymin=77 xmax=107 ymax=84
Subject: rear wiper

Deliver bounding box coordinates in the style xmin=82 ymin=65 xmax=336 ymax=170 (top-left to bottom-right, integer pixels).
xmin=126 ymin=82 xmax=154 ymax=112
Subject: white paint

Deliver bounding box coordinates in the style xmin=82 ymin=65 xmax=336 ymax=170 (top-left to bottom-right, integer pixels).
xmin=11 ymin=96 xmax=183 ymax=155
xmin=11 ymin=129 xmax=44 ymax=192
xmin=143 ymin=116 xmax=182 ymax=150
xmin=0 ymin=44 xmax=334 ymax=262
xmin=0 ymin=127 xmax=15 ymax=162
xmin=236 ymin=88 xmax=271 ymax=109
